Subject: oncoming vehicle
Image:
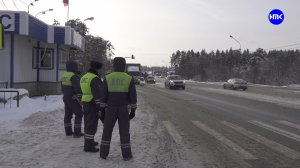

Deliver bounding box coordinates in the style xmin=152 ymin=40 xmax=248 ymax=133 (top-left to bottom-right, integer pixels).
xmin=126 ymin=63 xmax=141 ymax=85
xmin=165 ymin=75 xmax=185 ymax=90
xmin=138 ymin=77 xmax=146 ymax=86
xmin=223 ymin=78 xmax=247 ymax=90
xmin=146 ymin=76 xmax=156 ymax=84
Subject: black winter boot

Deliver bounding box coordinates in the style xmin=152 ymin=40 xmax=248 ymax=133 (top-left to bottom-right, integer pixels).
xmin=123 ymin=156 xmax=133 ymax=161
xmin=64 ymin=122 xmax=73 ymax=136
xmin=84 ymin=147 xmax=99 ymax=153
xmin=84 ymin=139 xmax=99 ymax=153
xmin=93 ymin=141 xmax=99 ymax=146
xmin=73 ymin=132 xmax=84 ymax=138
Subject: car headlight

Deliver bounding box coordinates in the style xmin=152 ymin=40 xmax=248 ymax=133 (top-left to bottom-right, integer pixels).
xmin=170 ymin=80 xmax=174 ymax=84
xmin=183 ymin=80 xmax=186 ymax=84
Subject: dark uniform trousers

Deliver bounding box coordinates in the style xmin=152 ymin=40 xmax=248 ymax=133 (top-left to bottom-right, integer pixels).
xmin=100 ymin=106 xmax=132 ymax=158
xmin=83 ymin=102 xmax=99 ymax=147
xmin=63 ymin=96 xmax=83 ymax=135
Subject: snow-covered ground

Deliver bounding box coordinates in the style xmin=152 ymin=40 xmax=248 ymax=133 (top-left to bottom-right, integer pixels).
xmin=0 ymin=91 xmax=180 ymax=168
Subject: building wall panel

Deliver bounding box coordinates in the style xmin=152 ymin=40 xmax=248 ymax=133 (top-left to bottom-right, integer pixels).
xmin=0 ymin=34 xmax=11 ymax=86
xmin=13 ymin=35 xmax=36 ymax=83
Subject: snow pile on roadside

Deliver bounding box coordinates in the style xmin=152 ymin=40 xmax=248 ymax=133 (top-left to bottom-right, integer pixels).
xmin=0 ymin=88 xmax=29 ymax=99
xmin=288 ymin=84 xmax=300 ymax=90
xmin=0 ymin=95 xmax=64 ymax=122
xmin=188 ymin=80 xmax=300 ymax=90
xmin=0 ymin=93 xmax=179 ymax=168
xmin=187 ymin=80 xmax=224 ymax=85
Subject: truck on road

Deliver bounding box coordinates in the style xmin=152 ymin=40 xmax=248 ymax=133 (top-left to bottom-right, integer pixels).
xmin=126 ymin=63 xmax=142 ymax=84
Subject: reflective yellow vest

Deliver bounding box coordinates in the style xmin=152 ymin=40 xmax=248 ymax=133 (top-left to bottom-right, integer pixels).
xmin=61 ymin=72 xmax=75 ymax=86
xmin=106 ymin=72 xmax=132 ymax=92
xmin=80 ymin=72 xmax=98 ymax=102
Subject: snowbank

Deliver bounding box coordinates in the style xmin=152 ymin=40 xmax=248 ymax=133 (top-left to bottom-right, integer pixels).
xmin=187 ymin=80 xmax=224 ymax=85
xmin=0 ymin=88 xmax=29 ymax=99
xmin=187 ymin=80 xmax=300 ymax=90
xmin=288 ymin=84 xmax=300 ymax=90
xmin=0 ymin=95 xmax=64 ymax=122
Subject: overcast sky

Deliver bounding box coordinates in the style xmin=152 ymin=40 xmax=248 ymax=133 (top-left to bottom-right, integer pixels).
xmin=1 ymin=0 xmax=300 ymax=66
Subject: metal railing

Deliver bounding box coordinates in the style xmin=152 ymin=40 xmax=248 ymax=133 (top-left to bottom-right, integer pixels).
xmin=0 ymin=90 xmax=20 ymax=108
xmin=0 ymin=81 xmax=8 ymax=89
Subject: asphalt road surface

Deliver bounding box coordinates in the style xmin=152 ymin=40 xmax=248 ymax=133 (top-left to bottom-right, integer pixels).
xmin=137 ymin=78 xmax=300 ymax=168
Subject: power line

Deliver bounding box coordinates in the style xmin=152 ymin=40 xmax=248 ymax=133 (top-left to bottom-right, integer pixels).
xmin=12 ymin=0 xmax=19 ymax=10
xmin=269 ymin=42 xmax=300 ymax=50
xmin=1 ymin=0 xmax=8 ymax=9
xmin=286 ymin=46 xmax=300 ymax=50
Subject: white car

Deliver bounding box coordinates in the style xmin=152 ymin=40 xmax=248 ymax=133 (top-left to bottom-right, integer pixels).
xmin=138 ymin=77 xmax=146 ymax=86
xmin=164 ymin=75 xmax=185 ymax=90
xmin=223 ymin=78 xmax=247 ymax=90
xmin=146 ymin=76 xmax=156 ymax=84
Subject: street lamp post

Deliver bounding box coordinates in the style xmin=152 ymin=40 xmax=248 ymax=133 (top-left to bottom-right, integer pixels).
xmin=83 ymin=17 xmax=94 ymax=22
xmin=35 ymin=9 xmax=54 ymax=17
xmin=28 ymin=0 xmax=39 ymax=13
xmin=18 ymin=0 xmax=39 ymax=13
xmin=82 ymin=17 xmax=94 ymax=35
xmin=229 ymin=35 xmax=241 ymax=51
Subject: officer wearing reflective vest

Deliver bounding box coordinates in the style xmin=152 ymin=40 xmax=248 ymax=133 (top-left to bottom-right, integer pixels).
xmin=61 ymin=60 xmax=83 ymax=138
xmin=80 ymin=60 xmax=103 ymax=152
xmin=99 ymin=57 xmax=137 ymax=161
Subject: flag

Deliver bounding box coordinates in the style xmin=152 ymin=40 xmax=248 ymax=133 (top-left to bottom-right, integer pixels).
xmin=63 ymin=0 xmax=69 ymax=7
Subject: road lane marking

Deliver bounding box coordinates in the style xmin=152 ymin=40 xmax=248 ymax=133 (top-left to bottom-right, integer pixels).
xmin=276 ymin=120 xmax=300 ymax=130
xmin=191 ymin=121 xmax=256 ymax=160
xmin=250 ymin=120 xmax=300 ymax=142
xmin=162 ymin=121 xmax=184 ymax=145
xmin=222 ymin=121 xmax=300 ymax=159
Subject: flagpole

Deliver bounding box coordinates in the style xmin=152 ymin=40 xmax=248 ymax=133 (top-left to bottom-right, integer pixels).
xmin=67 ymin=5 xmax=69 ymax=21
xmin=67 ymin=0 xmax=69 ymax=21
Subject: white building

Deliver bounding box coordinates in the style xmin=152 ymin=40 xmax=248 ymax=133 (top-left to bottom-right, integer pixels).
xmin=0 ymin=10 xmax=84 ymax=96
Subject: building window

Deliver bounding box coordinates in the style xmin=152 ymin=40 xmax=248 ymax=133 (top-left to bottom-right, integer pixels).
xmin=59 ymin=49 xmax=69 ymax=70
xmin=32 ymin=48 xmax=54 ymax=69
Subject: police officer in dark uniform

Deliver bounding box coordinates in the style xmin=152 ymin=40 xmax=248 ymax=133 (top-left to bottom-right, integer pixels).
xmin=61 ymin=60 xmax=83 ymax=138
xmin=80 ymin=60 xmax=103 ymax=152
xmin=99 ymin=57 xmax=137 ymax=160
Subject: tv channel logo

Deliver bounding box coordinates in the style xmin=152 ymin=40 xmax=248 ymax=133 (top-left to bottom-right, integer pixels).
xmin=269 ymin=9 xmax=284 ymax=25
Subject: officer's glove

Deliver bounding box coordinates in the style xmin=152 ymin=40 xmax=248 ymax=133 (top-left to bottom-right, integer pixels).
xmin=129 ymin=108 xmax=136 ymax=120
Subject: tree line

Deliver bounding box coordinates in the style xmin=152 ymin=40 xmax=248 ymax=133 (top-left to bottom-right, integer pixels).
xmin=170 ymin=48 xmax=300 ymax=85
